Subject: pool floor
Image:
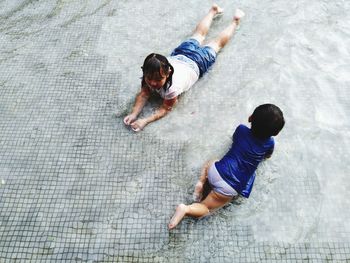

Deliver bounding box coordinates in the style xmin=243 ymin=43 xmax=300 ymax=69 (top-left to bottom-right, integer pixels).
xmin=0 ymin=0 xmax=350 ymax=262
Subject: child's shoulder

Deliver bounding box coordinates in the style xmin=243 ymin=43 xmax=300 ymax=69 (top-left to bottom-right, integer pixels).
xmin=237 ymin=124 xmax=248 ymax=129
xmin=233 ymin=124 xmax=250 ymax=139
xmin=236 ymin=124 xmax=249 ymax=133
xmin=236 ymin=124 xmax=274 ymax=145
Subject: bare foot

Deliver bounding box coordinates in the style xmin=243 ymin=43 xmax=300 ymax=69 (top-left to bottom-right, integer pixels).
xmin=234 ymin=8 xmax=245 ymax=25
xmin=211 ymin=3 xmax=224 ymax=16
xmin=193 ymin=181 xmax=204 ymax=202
xmin=168 ymin=204 xmax=188 ymax=230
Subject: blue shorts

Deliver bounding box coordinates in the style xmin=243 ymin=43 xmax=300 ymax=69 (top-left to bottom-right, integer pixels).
xmin=171 ymin=39 xmax=216 ymax=77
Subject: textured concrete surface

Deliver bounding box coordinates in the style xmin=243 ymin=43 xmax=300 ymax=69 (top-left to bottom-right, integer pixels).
xmin=0 ymin=0 xmax=349 ymax=262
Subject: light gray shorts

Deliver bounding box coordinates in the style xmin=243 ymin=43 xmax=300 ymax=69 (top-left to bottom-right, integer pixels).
xmin=208 ymin=163 xmax=238 ymax=197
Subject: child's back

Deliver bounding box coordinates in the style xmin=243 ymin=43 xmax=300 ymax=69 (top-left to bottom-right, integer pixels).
xmin=215 ymin=124 xmax=274 ymax=198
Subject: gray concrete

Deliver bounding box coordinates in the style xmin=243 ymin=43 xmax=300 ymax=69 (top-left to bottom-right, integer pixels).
xmin=1 ymin=0 xmax=350 ymax=262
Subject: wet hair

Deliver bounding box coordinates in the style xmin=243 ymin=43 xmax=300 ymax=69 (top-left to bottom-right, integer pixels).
xmin=250 ymin=104 xmax=285 ymax=140
xmin=141 ymin=53 xmax=174 ymax=90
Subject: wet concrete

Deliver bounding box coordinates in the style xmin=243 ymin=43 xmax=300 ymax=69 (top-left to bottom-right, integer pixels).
xmin=1 ymin=0 xmax=350 ymax=262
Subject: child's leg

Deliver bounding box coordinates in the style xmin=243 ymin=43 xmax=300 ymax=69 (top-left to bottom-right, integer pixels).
xmin=168 ymin=191 xmax=232 ymax=229
xmin=191 ymin=4 xmax=223 ymax=45
xmin=206 ymin=9 xmax=245 ymax=53
xmin=193 ymin=160 xmax=216 ymax=201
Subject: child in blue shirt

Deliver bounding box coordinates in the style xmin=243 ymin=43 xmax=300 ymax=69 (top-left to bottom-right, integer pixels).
xmin=168 ymin=104 xmax=285 ymax=229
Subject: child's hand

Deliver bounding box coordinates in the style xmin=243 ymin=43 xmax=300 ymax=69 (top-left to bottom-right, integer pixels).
xmin=123 ymin=114 xmax=137 ymax=126
xmin=130 ymin=119 xmax=147 ymax=132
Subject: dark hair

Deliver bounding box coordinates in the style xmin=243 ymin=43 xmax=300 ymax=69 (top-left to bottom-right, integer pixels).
xmin=250 ymin=104 xmax=285 ymax=140
xmin=141 ymin=53 xmax=174 ymax=90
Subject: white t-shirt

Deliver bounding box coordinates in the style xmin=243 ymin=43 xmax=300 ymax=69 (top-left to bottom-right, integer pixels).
xmin=154 ymin=55 xmax=199 ymax=100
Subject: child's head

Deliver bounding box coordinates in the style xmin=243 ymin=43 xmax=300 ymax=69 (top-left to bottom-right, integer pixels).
xmin=141 ymin=53 xmax=174 ymax=90
xmin=249 ymin=104 xmax=285 ymax=140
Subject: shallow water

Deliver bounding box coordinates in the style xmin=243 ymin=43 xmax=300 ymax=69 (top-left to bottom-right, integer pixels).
xmin=0 ymin=0 xmax=349 ymax=261
xmin=99 ymin=0 xmax=350 ymax=243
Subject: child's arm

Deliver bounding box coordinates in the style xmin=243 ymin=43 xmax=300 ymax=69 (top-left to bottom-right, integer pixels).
xmin=130 ymin=97 xmax=177 ymax=131
xmin=264 ymin=153 xmax=272 ymax=159
xmin=123 ymin=88 xmax=150 ymax=125
xmin=264 ymin=147 xmax=274 ymax=159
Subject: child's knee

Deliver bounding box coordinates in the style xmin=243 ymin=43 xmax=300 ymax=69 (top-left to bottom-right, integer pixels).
xmin=191 ymin=33 xmax=205 ymax=44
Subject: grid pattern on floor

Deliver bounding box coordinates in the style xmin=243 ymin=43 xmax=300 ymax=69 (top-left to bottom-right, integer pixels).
xmin=0 ymin=0 xmax=350 ymax=262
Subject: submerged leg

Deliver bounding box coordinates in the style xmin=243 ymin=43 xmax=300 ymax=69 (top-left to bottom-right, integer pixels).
xmin=206 ymin=9 xmax=245 ymax=53
xmin=168 ymin=191 xmax=232 ymax=229
xmin=192 ymin=4 xmax=224 ymax=44
xmin=193 ymin=160 xmax=211 ymax=201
